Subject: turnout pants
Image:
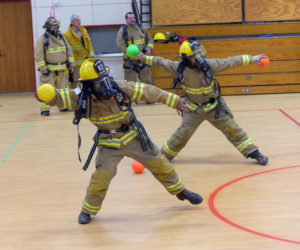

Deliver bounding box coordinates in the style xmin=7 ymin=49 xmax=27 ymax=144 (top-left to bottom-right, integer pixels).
xmin=161 ymin=99 xmax=258 ymax=160
xmin=39 ymin=70 xmax=69 ymax=112
xmin=81 ymin=137 xmax=184 ymax=215
xmin=123 ymin=60 xmax=152 ymax=84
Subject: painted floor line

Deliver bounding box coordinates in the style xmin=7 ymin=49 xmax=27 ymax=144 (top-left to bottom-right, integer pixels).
xmin=0 ymin=120 xmax=33 ymax=166
xmin=279 ymin=109 xmax=300 ymax=127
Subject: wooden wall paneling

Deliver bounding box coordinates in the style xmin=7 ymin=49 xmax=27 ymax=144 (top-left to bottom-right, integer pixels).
xmin=221 ymin=84 xmax=300 ymax=95
xmin=245 ymin=0 xmax=300 ymax=22
xmin=149 ymin=23 xmax=300 ymax=38
xmin=151 ymin=0 xmax=242 ymax=26
xmin=152 ymin=72 xmax=300 ymax=89
xmin=0 ymin=0 xmax=35 ymax=93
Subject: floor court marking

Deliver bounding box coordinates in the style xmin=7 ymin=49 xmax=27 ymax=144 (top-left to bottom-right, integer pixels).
xmin=0 ymin=121 xmax=33 ymax=166
xmin=208 ymin=165 xmax=300 ymax=245
xmin=279 ymin=109 xmax=300 ymax=127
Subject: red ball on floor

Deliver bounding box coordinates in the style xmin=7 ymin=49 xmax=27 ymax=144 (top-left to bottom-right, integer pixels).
xmin=132 ymin=161 xmax=145 ymax=174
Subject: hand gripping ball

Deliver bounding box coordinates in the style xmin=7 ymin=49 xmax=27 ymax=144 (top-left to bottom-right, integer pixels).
xmin=258 ymin=57 xmax=269 ymax=68
xmin=126 ymin=45 xmax=140 ymax=58
xmin=37 ymin=83 xmax=55 ymax=102
xmin=132 ymin=160 xmax=145 ymax=174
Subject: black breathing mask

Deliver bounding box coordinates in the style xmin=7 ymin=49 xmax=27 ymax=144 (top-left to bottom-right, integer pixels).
xmin=91 ymin=59 xmax=115 ymax=99
xmin=50 ymin=27 xmax=60 ymax=36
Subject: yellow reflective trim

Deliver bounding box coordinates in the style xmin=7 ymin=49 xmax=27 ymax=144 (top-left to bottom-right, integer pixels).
xmin=90 ymin=111 xmax=129 ymax=125
xmin=83 ymin=200 xmax=100 ymax=210
xmin=48 ymin=65 xmax=67 ymax=70
xmin=185 ymin=102 xmax=198 ymax=111
xmin=60 ymin=89 xmax=67 ymax=109
xmin=97 ymin=128 xmax=138 ymax=148
xmin=237 ymin=138 xmax=253 ymax=152
xmin=132 ymin=82 xmax=144 ymax=101
xmin=203 ymin=99 xmax=218 ymax=112
xmin=167 ymin=181 xmax=184 ymax=192
xmin=162 ymin=142 xmax=177 ymax=157
xmin=166 ymin=93 xmax=177 ymax=108
xmin=182 ymin=81 xmax=214 ymax=95
xmin=40 ymin=103 xmax=50 ymax=108
xmin=242 ymin=55 xmax=250 ymax=65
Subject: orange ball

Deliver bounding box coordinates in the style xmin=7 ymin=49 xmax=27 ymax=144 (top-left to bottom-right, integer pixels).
xmin=258 ymin=57 xmax=269 ymax=68
xmin=132 ymin=160 xmax=145 ymax=174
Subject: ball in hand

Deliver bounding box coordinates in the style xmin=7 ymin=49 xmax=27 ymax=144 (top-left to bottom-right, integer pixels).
xmin=132 ymin=160 xmax=145 ymax=174
xmin=126 ymin=45 xmax=140 ymax=58
xmin=37 ymin=83 xmax=55 ymax=102
xmin=258 ymin=57 xmax=269 ymax=68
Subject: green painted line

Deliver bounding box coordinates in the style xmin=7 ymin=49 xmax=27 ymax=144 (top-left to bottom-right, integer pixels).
xmin=0 ymin=120 xmax=33 ymax=166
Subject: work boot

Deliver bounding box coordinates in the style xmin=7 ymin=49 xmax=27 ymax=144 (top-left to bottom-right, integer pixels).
xmin=78 ymin=211 xmax=91 ymax=224
xmin=41 ymin=110 xmax=50 ymax=116
xmin=249 ymin=150 xmax=268 ymax=165
xmin=176 ymin=189 xmax=203 ymax=205
xmin=60 ymin=108 xmax=69 ymax=112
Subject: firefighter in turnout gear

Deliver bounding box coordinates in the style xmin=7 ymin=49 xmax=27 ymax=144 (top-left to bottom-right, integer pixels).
xmin=63 ymin=14 xmax=95 ymax=88
xmin=36 ymin=58 xmax=203 ymax=224
xmin=137 ymin=40 xmax=269 ymax=165
xmin=116 ymin=12 xmax=154 ymax=86
xmin=35 ymin=17 xmax=75 ymax=116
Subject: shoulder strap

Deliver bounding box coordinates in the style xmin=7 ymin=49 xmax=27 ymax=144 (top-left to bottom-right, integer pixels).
xmin=43 ymin=32 xmax=50 ymax=64
xmin=171 ymin=59 xmax=186 ymax=89
xmin=123 ymin=24 xmax=129 ymax=47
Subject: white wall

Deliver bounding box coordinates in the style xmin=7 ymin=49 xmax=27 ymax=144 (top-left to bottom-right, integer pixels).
xmin=31 ymin=0 xmax=140 ymax=84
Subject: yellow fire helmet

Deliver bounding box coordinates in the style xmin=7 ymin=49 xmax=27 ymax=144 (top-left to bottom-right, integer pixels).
xmin=179 ymin=41 xmax=194 ymax=57
xmin=79 ymin=59 xmax=100 ymax=81
xmin=179 ymin=40 xmax=207 ymax=58
xmin=153 ymin=32 xmax=167 ymax=43
xmin=79 ymin=59 xmax=110 ymax=81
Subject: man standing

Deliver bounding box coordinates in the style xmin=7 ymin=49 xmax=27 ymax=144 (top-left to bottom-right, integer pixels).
xmin=35 ymin=17 xmax=75 ymax=116
xmin=64 ymin=14 xmax=95 ymax=88
xmin=117 ymin=12 xmax=154 ymax=87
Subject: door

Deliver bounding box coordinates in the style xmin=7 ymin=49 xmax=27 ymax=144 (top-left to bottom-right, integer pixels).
xmin=0 ymin=0 xmax=35 ymax=93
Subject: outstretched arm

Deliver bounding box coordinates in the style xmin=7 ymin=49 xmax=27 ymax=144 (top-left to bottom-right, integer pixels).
xmin=36 ymin=84 xmax=79 ymax=111
xmin=136 ymin=53 xmax=179 ymax=77
xmin=207 ymin=54 xmax=268 ymax=74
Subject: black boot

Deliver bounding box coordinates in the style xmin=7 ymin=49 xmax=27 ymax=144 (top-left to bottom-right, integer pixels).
xmin=41 ymin=111 xmax=50 ymax=116
xmin=249 ymin=150 xmax=268 ymax=166
xmin=176 ymin=189 xmax=203 ymax=205
xmin=78 ymin=211 xmax=91 ymax=224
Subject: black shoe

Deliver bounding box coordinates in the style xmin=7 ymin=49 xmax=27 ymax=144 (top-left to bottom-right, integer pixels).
xmin=249 ymin=150 xmax=268 ymax=166
xmin=78 ymin=211 xmax=91 ymax=224
xmin=41 ymin=111 xmax=50 ymax=116
xmin=255 ymin=153 xmax=268 ymax=165
xmin=176 ymin=189 xmax=203 ymax=205
xmin=60 ymin=109 xmax=69 ymax=112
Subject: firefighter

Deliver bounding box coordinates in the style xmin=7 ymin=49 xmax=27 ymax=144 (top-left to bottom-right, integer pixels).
xmin=34 ymin=17 xmax=75 ymax=116
xmin=36 ymin=58 xmax=203 ymax=224
xmin=116 ymin=12 xmax=153 ymax=88
xmin=63 ymin=14 xmax=95 ymax=88
xmin=137 ymin=40 xmax=269 ymax=165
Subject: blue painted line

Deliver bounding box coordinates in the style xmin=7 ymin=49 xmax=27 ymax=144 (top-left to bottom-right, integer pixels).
xmin=0 ymin=120 xmax=33 ymax=166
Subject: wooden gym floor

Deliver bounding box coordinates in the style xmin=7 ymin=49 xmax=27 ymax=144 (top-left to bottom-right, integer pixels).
xmin=1 ymin=93 xmax=300 ymax=250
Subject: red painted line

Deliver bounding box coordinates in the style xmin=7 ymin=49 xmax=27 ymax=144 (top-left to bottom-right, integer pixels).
xmin=208 ymin=165 xmax=300 ymax=245
xmin=279 ymin=109 xmax=300 ymax=127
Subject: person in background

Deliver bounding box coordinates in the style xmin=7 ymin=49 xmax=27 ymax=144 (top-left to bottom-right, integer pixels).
xmin=36 ymin=58 xmax=203 ymax=224
xmin=116 ymin=12 xmax=154 ymax=104
xmin=64 ymin=14 xmax=95 ymax=88
xmin=137 ymin=40 xmax=269 ymax=165
xmin=35 ymin=17 xmax=75 ymax=116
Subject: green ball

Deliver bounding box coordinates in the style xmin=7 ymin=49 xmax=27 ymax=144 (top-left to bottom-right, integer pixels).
xmin=126 ymin=45 xmax=140 ymax=58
